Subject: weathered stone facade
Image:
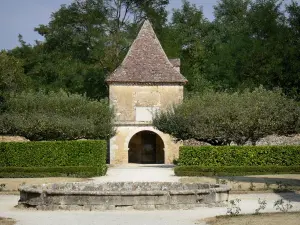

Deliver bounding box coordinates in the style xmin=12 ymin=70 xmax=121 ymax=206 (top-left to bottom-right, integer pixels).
xmin=109 ymin=85 xmax=183 ymax=122
xmin=18 ymin=182 xmax=230 ymax=210
xmin=106 ymin=20 xmax=187 ymax=164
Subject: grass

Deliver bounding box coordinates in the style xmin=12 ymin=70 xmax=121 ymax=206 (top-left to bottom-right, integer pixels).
xmin=0 ymin=177 xmax=89 ymax=194
xmin=0 ymin=217 xmax=16 ymax=225
xmin=180 ymin=174 xmax=300 ymax=193
xmin=203 ymin=212 xmax=300 ymax=225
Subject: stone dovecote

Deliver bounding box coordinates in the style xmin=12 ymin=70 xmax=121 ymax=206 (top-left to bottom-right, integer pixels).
xmin=107 ymin=20 xmax=187 ymax=164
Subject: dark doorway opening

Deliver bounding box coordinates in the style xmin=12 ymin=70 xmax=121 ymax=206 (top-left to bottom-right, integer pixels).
xmin=128 ymin=131 xmax=165 ymax=164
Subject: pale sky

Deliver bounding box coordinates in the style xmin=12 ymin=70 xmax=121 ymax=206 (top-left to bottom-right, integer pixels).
xmin=0 ymin=0 xmax=293 ymax=50
xmin=0 ymin=0 xmax=218 ymax=50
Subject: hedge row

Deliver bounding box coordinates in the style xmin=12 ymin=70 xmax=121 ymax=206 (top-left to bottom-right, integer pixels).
xmin=0 ymin=140 xmax=107 ymax=177
xmin=174 ymin=166 xmax=300 ymax=176
xmin=0 ymin=166 xmax=107 ymax=178
xmin=179 ymin=146 xmax=300 ymax=166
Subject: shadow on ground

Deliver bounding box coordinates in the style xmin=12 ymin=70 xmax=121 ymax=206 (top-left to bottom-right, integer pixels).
xmin=274 ymin=191 xmax=300 ymax=202
xmin=180 ymin=174 xmax=300 ymax=202
xmin=219 ymin=175 xmax=300 ymax=202
xmin=108 ymin=164 xmax=175 ymax=169
xmin=220 ymin=176 xmax=300 ymax=185
xmin=141 ymin=164 xmax=175 ymax=169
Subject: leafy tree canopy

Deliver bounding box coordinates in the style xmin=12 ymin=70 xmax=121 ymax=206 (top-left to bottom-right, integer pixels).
xmin=5 ymin=0 xmax=300 ymax=99
xmin=0 ymin=90 xmax=114 ymax=141
xmin=153 ymin=87 xmax=300 ymax=145
xmin=7 ymin=0 xmax=169 ymax=99
xmin=0 ymin=51 xmax=30 ymax=97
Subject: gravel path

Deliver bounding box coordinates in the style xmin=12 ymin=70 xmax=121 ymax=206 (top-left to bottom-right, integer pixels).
xmin=92 ymin=164 xmax=180 ymax=183
xmin=1 ymin=193 xmax=300 ymax=225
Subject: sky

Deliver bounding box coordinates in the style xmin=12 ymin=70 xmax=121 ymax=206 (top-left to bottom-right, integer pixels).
xmin=0 ymin=0 xmax=218 ymax=50
xmin=0 ymin=0 xmax=293 ymax=50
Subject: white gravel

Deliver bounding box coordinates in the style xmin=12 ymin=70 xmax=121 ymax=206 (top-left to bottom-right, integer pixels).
xmin=92 ymin=164 xmax=180 ymax=183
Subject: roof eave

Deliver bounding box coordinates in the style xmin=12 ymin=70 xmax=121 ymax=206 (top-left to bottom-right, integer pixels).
xmin=106 ymin=80 xmax=187 ymax=85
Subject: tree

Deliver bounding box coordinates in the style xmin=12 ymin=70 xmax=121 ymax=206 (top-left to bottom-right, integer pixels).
xmin=164 ymin=0 xmax=300 ymax=98
xmin=203 ymin=0 xmax=298 ymax=97
xmin=204 ymin=0 xmax=289 ymax=91
xmin=6 ymin=0 xmax=300 ymax=100
xmin=153 ymin=88 xmax=300 ymax=145
xmin=165 ymin=0 xmax=212 ymax=93
xmin=9 ymin=0 xmax=169 ymax=99
xmin=0 ymin=51 xmax=29 ymax=97
xmin=282 ymin=1 xmax=300 ymax=99
xmin=0 ymin=90 xmax=115 ymax=141
xmin=34 ymin=0 xmax=169 ymax=69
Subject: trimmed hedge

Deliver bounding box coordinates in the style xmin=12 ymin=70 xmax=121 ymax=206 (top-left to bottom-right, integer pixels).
xmin=179 ymin=146 xmax=300 ymax=166
xmin=174 ymin=166 xmax=300 ymax=176
xmin=0 ymin=140 xmax=107 ymax=177
xmin=0 ymin=166 xmax=107 ymax=178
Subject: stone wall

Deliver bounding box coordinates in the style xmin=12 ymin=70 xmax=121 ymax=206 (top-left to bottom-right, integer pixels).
xmin=183 ymin=135 xmax=300 ymax=147
xmin=0 ymin=136 xmax=29 ymax=142
xmin=255 ymin=134 xmax=300 ymax=146
xmin=109 ymin=84 xmax=184 ymax=123
xmin=183 ymin=139 xmax=211 ymax=146
xmin=18 ymin=182 xmax=230 ymax=210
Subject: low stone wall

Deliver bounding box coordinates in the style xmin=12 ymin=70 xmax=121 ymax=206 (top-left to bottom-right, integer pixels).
xmin=18 ymin=182 xmax=230 ymax=210
xmin=0 ymin=136 xmax=29 ymax=142
xmin=183 ymin=139 xmax=211 ymax=146
xmin=255 ymin=134 xmax=300 ymax=146
xmin=184 ymin=134 xmax=300 ymax=146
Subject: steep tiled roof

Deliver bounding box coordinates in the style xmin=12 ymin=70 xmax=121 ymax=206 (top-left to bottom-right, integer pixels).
xmin=169 ymin=59 xmax=181 ymax=68
xmin=106 ymin=20 xmax=187 ymax=84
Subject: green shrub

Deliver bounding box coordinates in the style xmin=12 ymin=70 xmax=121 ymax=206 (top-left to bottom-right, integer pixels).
xmin=179 ymin=145 xmax=300 ymax=166
xmin=0 ymin=166 xmax=106 ymax=178
xmin=0 ymin=90 xmax=114 ymax=141
xmin=153 ymin=88 xmax=300 ymax=145
xmin=174 ymin=166 xmax=300 ymax=176
xmin=0 ymin=140 xmax=107 ymax=177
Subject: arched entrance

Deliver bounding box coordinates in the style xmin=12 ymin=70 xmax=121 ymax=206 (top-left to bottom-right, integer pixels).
xmin=128 ymin=131 xmax=165 ymax=164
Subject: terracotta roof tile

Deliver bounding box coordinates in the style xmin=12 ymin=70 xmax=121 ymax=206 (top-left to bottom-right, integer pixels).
xmin=106 ymin=20 xmax=187 ymax=84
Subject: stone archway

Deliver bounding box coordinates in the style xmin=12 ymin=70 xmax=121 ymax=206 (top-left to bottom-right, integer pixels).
xmin=128 ymin=131 xmax=165 ymax=164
